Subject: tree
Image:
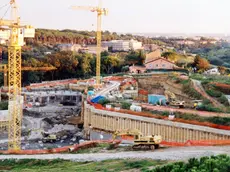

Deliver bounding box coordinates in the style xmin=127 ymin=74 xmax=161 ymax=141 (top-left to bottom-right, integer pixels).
xmin=101 ymin=55 xmax=120 ymax=74
xmin=218 ymin=66 xmax=226 ymax=75
xmin=46 ymin=51 xmax=78 ymax=79
xmin=125 ymin=50 xmax=146 ymax=66
xmin=193 ymin=55 xmax=210 ymax=72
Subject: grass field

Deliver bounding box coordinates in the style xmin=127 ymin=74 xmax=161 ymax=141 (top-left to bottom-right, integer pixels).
xmin=0 ymin=159 xmax=167 ymax=172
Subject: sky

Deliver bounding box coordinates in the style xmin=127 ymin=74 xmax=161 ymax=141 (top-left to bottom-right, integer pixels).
xmin=1 ymin=0 xmax=230 ymax=34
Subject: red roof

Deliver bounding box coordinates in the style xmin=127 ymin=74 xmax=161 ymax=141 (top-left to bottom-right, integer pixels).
xmin=145 ymin=57 xmax=175 ymax=65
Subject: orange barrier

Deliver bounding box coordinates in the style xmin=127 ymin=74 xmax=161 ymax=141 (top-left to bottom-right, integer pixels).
xmin=161 ymin=140 xmax=230 ymax=147
xmin=0 ymin=140 xmax=121 ymax=155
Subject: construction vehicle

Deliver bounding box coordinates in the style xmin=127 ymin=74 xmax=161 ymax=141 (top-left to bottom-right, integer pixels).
xmin=28 ymin=129 xmax=57 ymax=143
xmin=164 ymin=90 xmax=185 ymax=108
xmin=41 ymin=132 xmax=57 ymax=143
xmin=112 ymin=129 xmax=162 ymax=150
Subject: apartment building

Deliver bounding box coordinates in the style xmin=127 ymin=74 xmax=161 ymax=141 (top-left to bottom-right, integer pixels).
xmin=57 ymin=44 xmax=81 ymax=52
xmin=102 ymin=39 xmax=142 ymax=52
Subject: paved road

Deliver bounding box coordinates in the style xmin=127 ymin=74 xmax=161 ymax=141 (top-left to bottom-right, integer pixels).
xmin=94 ymin=81 xmax=120 ymax=97
xmin=142 ymin=104 xmax=230 ymax=117
xmin=0 ymin=146 xmax=229 ymax=161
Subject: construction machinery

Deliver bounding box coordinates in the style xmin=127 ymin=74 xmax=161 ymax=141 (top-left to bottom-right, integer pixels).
xmin=164 ymin=90 xmax=185 ymax=108
xmin=71 ymin=0 xmax=108 ymax=85
xmin=112 ymin=129 xmax=162 ymax=150
xmin=28 ymin=129 xmax=57 ymax=143
xmin=0 ymin=64 xmax=56 ymax=87
xmin=0 ymin=0 xmax=35 ymax=150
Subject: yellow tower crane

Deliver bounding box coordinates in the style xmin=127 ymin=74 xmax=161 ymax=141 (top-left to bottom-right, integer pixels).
xmin=71 ymin=0 xmax=108 ymax=85
xmin=0 ymin=0 xmax=35 ymax=150
xmin=0 ymin=64 xmax=56 ymax=87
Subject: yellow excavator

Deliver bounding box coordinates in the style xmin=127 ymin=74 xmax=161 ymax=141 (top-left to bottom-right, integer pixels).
xmin=164 ymin=90 xmax=185 ymax=108
xmin=112 ymin=129 xmax=162 ymax=150
xmin=27 ymin=129 xmax=57 ymax=143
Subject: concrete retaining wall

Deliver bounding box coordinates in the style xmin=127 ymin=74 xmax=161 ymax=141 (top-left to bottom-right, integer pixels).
xmin=84 ymin=103 xmax=230 ymax=142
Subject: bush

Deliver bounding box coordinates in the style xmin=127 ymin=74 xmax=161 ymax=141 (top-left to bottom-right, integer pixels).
xmin=151 ymin=155 xmax=230 ymax=172
xmin=183 ymin=82 xmax=202 ymax=99
xmin=196 ymin=104 xmax=222 ymax=113
xmin=87 ymin=86 xmax=94 ymax=91
xmin=121 ymin=102 xmax=131 ymax=110
xmin=218 ymin=95 xmax=229 ymax=106
xmin=0 ymin=102 xmax=8 ymax=110
xmin=98 ymin=98 xmax=110 ymax=106
xmin=206 ymin=89 xmax=222 ymax=98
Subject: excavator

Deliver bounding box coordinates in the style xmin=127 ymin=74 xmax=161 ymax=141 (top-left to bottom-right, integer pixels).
xmin=164 ymin=90 xmax=185 ymax=108
xmin=112 ymin=129 xmax=162 ymax=150
xmin=27 ymin=129 xmax=57 ymax=143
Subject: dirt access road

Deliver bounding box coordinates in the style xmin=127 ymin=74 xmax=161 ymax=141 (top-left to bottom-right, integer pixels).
xmin=142 ymin=104 xmax=230 ymax=117
xmin=0 ymin=146 xmax=230 ymax=161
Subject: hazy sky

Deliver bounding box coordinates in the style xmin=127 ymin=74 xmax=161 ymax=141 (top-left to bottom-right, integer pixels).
xmin=1 ymin=0 xmax=230 ymax=34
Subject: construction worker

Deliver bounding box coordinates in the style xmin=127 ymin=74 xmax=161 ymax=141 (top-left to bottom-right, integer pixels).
xmin=194 ymin=103 xmax=197 ymax=109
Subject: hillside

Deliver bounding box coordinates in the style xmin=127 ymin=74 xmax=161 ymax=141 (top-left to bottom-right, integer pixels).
xmin=25 ymin=29 xmax=162 ymax=46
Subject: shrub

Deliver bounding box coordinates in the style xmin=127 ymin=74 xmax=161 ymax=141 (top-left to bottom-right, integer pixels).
xmin=121 ymin=102 xmax=131 ymax=110
xmin=0 ymin=102 xmax=8 ymax=110
xmin=87 ymin=86 xmax=94 ymax=91
xmin=218 ymin=95 xmax=229 ymax=106
xmin=196 ymin=104 xmax=222 ymax=113
xmin=206 ymin=89 xmax=222 ymax=98
xmin=98 ymin=98 xmax=110 ymax=106
xmin=152 ymin=155 xmax=230 ymax=172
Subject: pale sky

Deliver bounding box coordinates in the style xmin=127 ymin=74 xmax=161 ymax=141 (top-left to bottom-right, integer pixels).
xmin=1 ymin=0 xmax=230 ymax=34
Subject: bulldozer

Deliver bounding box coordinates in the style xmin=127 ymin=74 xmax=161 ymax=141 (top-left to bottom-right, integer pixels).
xmin=112 ymin=129 xmax=162 ymax=150
xmin=164 ymin=90 xmax=185 ymax=108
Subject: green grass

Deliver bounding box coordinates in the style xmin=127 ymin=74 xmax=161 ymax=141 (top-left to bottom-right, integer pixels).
xmin=149 ymin=110 xmax=230 ymax=126
xmin=0 ymin=159 xmax=167 ymax=172
xmin=152 ymin=154 xmax=230 ymax=172
xmin=191 ymin=73 xmax=230 ymax=84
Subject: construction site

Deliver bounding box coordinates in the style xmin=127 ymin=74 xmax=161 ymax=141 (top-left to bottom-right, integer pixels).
xmin=0 ymin=1 xmax=230 ymax=171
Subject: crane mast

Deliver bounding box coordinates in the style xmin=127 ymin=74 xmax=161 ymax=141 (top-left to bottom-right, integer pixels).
xmin=8 ymin=0 xmax=23 ymax=150
xmin=0 ymin=0 xmax=34 ymax=150
xmin=71 ymin=0 xmax=108 ymax=85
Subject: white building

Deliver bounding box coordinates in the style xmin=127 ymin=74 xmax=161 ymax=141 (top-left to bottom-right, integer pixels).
xmin=80 ymin=45 xmax=108 ymax=54
xmin=102 ymin=39 xmax=142 ymax=52
xmin=129 ymin=39 xmax=142 ymax=50
xmin=57 ymin=44 xmax=81 ymax=52
xmin=204 ymin=68 xmax=220 ymax=75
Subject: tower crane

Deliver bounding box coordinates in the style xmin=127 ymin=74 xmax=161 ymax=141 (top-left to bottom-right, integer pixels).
xmin=71 ymin=0 xmax=108 ymax=85
xmin=0 ymin=64 xmax=57 ymax=87
xmin=0 ymin=0 xmax=35 ymax=150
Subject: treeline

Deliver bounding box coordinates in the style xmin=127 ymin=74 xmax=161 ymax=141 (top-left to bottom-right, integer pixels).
xmin=25 ymin=29 xmax=162 ymax=46
xmin=19 ymin=50 xmax=146 ymax=86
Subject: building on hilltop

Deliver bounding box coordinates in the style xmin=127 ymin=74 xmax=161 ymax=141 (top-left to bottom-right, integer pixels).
xmin=80 ymin=45 xmax=108 ymax=54
xmin=129 ymin=57 xmax=178 ymax=74
xmin=57 ymin=44 xmax=81 ymax=52
xmin=145 ymin=57 xmax=177 ymax=70
xmin=102 ymin=39 xmax=142 ymax=52
xmin=129 ymin=65 xmax=146 ymax=74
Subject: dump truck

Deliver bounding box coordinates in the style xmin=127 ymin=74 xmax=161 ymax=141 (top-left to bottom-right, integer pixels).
xmin=112 ymin=129 xmax=162 ymax=150
xmin=164 ymin=90 xmax=185 ymax=108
